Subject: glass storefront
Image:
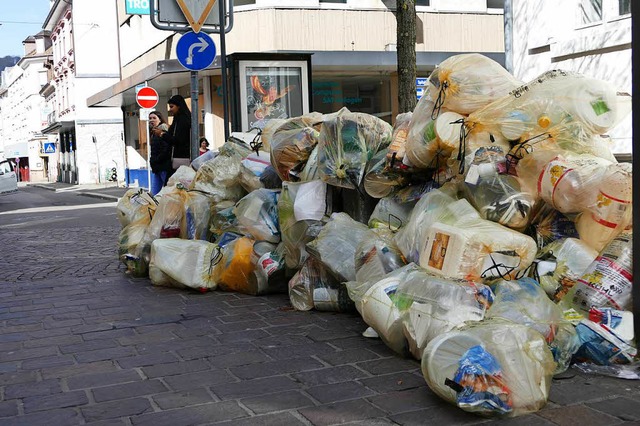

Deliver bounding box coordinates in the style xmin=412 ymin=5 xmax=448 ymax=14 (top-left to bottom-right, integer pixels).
xmin=312 ymin=76 xmax=392 ymax=124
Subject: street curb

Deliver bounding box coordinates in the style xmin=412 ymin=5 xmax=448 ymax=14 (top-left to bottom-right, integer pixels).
xmin=27 ymin=184 xmax=58 ymax=192
xmin=77 ymin=192 xmax=121 ymax=202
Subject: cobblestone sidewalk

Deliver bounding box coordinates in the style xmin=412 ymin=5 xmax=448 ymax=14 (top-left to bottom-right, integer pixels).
xmin=0 ymin=218 xmax=639 ymax=425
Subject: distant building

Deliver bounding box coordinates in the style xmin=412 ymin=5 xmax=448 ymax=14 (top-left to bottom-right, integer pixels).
xmin=41 ymin=0 xmax=125 ymax=185
xmin=507 ymin=0 xmax=632 ymax=154
xmin=0 ymin=31 xmax=53 ymax=182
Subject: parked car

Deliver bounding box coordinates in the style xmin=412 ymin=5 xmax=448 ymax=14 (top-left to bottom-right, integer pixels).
xmin=0 ymin=158 xmax=18 ymax=195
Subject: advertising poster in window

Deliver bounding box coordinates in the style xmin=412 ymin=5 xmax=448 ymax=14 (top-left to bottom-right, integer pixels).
xmin=239 ymin=60 xmax=309 ymax=131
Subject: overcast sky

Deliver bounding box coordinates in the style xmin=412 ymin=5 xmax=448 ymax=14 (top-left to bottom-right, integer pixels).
xmin=0 ymin=0 xmax=51 ymax=57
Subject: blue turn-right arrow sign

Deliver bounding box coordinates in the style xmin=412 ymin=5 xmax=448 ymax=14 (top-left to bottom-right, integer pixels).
xmin=176 ymin=31 xmax=216 ymax=71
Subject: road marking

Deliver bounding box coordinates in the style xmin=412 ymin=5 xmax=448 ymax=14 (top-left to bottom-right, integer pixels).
xmin=0 ymin=202 xmax=117 ymax=216
xmin=0 ymin=216 xmax=79 ymax=229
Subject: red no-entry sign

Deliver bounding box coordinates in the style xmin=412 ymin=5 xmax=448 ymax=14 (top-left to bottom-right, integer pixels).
xmin=136 ymin=87 xmax=159 ymax=109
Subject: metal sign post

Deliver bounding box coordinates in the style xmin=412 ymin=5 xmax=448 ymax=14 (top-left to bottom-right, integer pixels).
xmin=190 ymin=72 xmax=199 ymax=161
xmin=218 ymin=0 xmax=229 ymax=142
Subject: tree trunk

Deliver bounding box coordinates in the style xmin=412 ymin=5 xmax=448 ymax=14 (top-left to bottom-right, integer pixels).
xmin=396 ymin=0 xmax=417 ymax=114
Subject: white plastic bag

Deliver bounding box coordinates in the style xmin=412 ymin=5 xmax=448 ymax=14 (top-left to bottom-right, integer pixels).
xmin=149 ymin=239 xmax=220 ymax=290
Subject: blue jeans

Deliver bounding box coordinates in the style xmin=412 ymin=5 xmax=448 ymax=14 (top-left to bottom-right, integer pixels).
xmin=151 ymin=170 xmax=168 ymax=196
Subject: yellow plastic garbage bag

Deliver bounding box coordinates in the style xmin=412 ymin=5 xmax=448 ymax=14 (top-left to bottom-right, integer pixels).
xmin=149 ymin=238 xmax=220 ymax=291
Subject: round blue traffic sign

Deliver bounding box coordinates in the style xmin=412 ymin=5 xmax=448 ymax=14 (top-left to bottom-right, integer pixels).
xmin=176 ymin=31 xmax=216 ymax=71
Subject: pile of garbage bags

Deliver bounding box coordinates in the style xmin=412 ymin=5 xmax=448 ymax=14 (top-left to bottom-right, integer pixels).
xmin=116 ymin=53 xmax=634 ymax=419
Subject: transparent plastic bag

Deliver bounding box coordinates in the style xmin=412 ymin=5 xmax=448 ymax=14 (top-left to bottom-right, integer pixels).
xmin=394 ymin=266 xmax=494 ymax=360
xmin=462 ymin=146 xmax=534 ymax=230
xmin=354 ymin=229 xmax=406 ymax=284
xmin=533 ymin=238 xmax=598 ymax=300
xmin=238 ymin=151 xmax=271 ymax=192
xmin=560 ymin=231 xmax=633 ymax=315
xmin=149 ymin=239 xmax=220 ymax=290
xmin=213 ymin=236 xmax=256 ymax=294
xmin=406 ymin=109 xmax=465 ymax=171
xmin=306 ymin=212 xmax=371 ymax=282
xmin=233 ymin=189 xmax=280 ymax=243
xmin=247 ymin=241 xmax=287 ymax=296
xmin=182 ymin=190 xmax=213 ymax=240
xmin=487 ymin=278 xmax=580 ymax=373
xmin=394 ymin=187 xmax=458 ymax=264
xmin=118 ymin=213 xmax=152 ymax=265
xmin=190 ymin=150 xmax=218 ymax=171
xmin=208 ymin=203 xmax=245 ymax=244
xmin=116 ymin=188 xmax=158 ymax=228
xmin=358 ymin=270 xmax=412 ymax=356
xmin=190 ymin=152 xmax=246 ymax=203
xmin=268 ymin=113 xmax=323 ymax=181
xmin=367 ymin=196 xmax=416 ymax=231
xmin=289 ymin=257 xmax=353 ymax=312
xmin=363 ymin=149 xmax=410 ymax=199
xmin=422 ymin=320 xmax=555 ymax=417
xmin=278 ymin=181 xmax=327 ymax=270
xmin=419 ymin=200 xmax=538 ymax=282
xmin=167 ymin=165 xmax=197 ymax=188
xmin=525 ymin=202 xmax=579 ymax=249
xmin=317 ymin=107 xmax=393 ymax=189
xmin=423 ymin=53 xmax=522 ymax=117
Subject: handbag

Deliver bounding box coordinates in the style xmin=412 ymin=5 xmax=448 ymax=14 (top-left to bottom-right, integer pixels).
xmin=170 ymin=123 xmax=190 ymax=169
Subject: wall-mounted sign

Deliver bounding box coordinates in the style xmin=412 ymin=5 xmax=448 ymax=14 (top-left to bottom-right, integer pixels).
xmin=125 ymin=0 xmax=150 ymax=15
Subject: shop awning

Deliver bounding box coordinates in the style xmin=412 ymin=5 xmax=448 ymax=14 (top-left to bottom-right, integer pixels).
xmin=41 ymin=120 xmax=74 ymax=135
xmin=87 ymin=57 xmax=222 ymax=108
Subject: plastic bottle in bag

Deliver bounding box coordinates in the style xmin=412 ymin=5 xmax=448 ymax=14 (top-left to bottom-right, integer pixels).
xmin=560 ymin=231 xmax=633 ymax=315
xmin=247 ymin=241 xmax=287 ymax=295
xmin=575 ymin=162 xmax=632 ymax=252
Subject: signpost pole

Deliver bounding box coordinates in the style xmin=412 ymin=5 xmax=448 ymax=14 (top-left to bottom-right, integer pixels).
xmin=190 ymin=71 xmax=199 ymax=161
xmin=146 ymin=120 xmax=151 ymax=191
xmin=219 ymin=0 xmax=230 ymax=142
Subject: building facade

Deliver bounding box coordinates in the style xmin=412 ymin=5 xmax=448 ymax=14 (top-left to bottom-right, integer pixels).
xmin=41 ymin=0 xmax=126 ymax=185
xmin=0 ymin=32 xmax=53 ymax=182
xmin=88 ymin=0 xmax=506 ymax=188
xmin=507 ymin=0 xmax=632 ymax=154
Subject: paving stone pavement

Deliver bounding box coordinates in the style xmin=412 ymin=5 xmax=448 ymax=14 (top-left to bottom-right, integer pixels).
xmin=1 ymin=215 xmax=639 ymax=425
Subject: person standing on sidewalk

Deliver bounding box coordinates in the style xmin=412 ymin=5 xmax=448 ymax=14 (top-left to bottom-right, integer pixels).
xmin=148 ymin=111 xmax=171 ymax=195
xmin=151 ymin=94 xmax=191 ymax=179
xmin=198 ymin=137 xmax=210 ymax=156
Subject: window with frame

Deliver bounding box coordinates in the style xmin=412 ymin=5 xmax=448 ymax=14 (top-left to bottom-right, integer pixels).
xmin=618 ymin=0 xmax=631 ymax=15
xmin=579 ymin=0 xmax=603 ymax=24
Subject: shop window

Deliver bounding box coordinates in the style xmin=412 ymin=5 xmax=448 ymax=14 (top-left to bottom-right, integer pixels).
xmin=312 ymin=76 xmax=392 ymax=124
xmin=416 ymin=0 xmax=430 ymax=6
xmin=320 ymin=0 xmax=347 ymax=3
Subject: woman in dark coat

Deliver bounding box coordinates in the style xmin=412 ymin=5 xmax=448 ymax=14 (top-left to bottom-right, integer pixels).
xmin=148 ymin=110 xmax=172 ymax=195
xmin=150 ymin=94 xmax=191 ymax=177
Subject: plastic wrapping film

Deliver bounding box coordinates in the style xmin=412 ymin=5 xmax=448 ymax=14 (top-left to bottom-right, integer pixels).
xmin=464 ymin=70 xmax=629 ymax=169
xmin=560 ymin=231 xmax=633 ymax=316
xmin=116 ymin=189 xmax=158 ymax=228
xmin=208 ymin=201 xmax=245 ymax=244
xmin=422 ymin=320 xmax=556 ymax=417
xmin=233 ymin=189 xmax=281 ymax=244
xmin=317 ymin=107 xmax=393 ymax=189
xmin=367 ymin=196 xmax=417 ymax=232
xmin=533 ymin=238 xmax=598 ymax=300
xmin=363 ymin=112 xmax=414 ymax=198
xmin=190 ymin=150 xmax=246 ymax=203
xmin=406 ymin=107 xmax=466 ymax=171
xmin=268 ymin=113 xmax=323 ymax=181
xmin=182 ymin=190 xmax=214 ymax=241
xmin=213 ymin=236 xmax=256 ymax=294
xmin=422 ymin=53 xmax=522 ymax=117
xmin=486 ymin=278 xmax=579 ymax=374
xmin=167 ymin=165 xmax=197 ymax=188
xmin=149 ymin=239 xmax=220 ymax=290
xmin=350 ymin=264 xmax=421 ymax=356
xmin=289 ymin=257 xmax=353 ymax=312
xmin=526 ymin=202 xmax=579 ymax=249
xmin=238 ymin=151 xmax=271 ymax=192
xmin=278 ymin=181 xmax=327 ymax=270
xmin=394 ymin=187 xmax=458 ymax=264
xmin=573 ymin=361 xmax=640 ymax=380
xmin=393 ymin=266 xmax=494 ymax=360
xmin=306 ymin=212 xmax=371 ymax=282
xmin=419 ymin=199 xmax=538 ymax=283
xmin=129 ymin=190 xmax=187 ymax=276
xmin=462 ymin=146 xmax=534 ymax=231
xmin=354 ymin=228 xmax=406 ymax=284
xmin=363 ymin=149 xmax=410 ymax=199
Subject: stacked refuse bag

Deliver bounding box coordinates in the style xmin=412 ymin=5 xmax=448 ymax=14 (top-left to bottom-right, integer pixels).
xmin=116 ymin=53 xmax=634 ymax=418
